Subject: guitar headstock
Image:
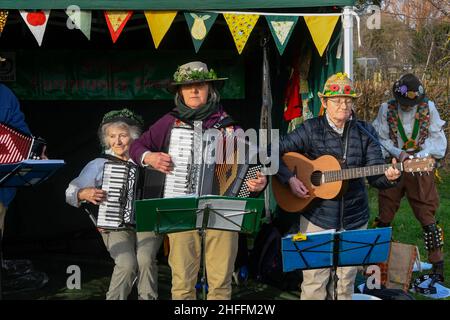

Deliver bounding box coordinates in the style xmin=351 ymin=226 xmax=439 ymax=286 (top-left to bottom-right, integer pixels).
xmin=403 ymin=157 xmax=436 ymax=173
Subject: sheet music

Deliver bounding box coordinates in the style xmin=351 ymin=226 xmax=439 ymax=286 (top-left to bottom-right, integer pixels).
xmin=196 ymin=198 xmax=247 ymax=231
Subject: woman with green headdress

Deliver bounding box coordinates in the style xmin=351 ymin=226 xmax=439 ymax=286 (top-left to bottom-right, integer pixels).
xmin=65 ymin=108 xmax=163 ymax=300
xmin=130 ymin=61 xmax=267 ymax=300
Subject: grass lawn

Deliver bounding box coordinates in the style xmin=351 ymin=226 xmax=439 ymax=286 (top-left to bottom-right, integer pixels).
xmin=367 ymin=168 xmax=450 ymax=299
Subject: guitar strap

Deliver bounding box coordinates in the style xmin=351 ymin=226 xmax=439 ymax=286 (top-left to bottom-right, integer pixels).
xmin=355 ymin=121 xmax=392 ymax=156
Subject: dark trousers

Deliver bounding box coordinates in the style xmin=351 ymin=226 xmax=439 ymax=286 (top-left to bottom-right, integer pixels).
xmin=378 ymin=172 xmax=442 ymax=263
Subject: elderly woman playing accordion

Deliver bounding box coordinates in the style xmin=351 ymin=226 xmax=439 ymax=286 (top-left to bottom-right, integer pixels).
xmin=65 ymin=108 xmax=163 ymax=300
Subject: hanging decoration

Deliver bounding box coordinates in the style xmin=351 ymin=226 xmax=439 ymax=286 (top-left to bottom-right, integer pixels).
xmin=265 ymin=15 xmax=298 ymax=55
xmin=144 ymin=11 xmax=177 ymax=49
xmin=304 ymin=16 xmax=340 ymax=57
xmin=184 ymin=12 xmax=218 ymax=53
xmin=0 ymin=10 xmax=8 ymax=36
xmin=19 ymin=10 xmax=51 ymax=46
xmin=66 ymin=8 xmax=92 ymax=40
xmin=104 ymin=11 xmax=133 ymax=43
xmin=223 ymin=13 xmax=259 ymax=54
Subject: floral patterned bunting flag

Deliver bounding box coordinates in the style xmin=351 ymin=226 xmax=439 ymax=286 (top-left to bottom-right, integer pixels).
xmin=304 ymin=16 xmax=339 ymax=57
xmin=223 ymin=13 xmax=259 ymax=55
xmin=104 ymin=11 xmax=133 ymax=44
xmin=144 ymin=11 xmax=177 ymax=49
xmin=266 ymin=15 xmax=299 ymax=55
xmin=19 ymin=10 xmax=51 ymax=46
xmin=0 ymin=10 xmax=8 ymax=36
xmin=184 ymin=12 xmax=218 ymax=53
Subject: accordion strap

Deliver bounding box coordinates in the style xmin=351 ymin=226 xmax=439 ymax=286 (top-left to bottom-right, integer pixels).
xmin=99 ymin=153 xmax=129 ymax=164
xmin=213 ymin=116 xmax=236 ymax=129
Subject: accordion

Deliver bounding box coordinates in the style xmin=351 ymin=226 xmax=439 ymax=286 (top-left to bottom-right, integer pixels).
xmin=0 ymin=123 xmax=46 ymax=164
xmin=97 ymin=161 xmax=143 ymax=230
xmin=145 ymin=122 xmax=262 ymax=199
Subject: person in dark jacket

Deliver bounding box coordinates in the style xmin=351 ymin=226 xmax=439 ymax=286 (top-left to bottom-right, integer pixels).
xmin=276 ymin=73 xmax=401 ymax=300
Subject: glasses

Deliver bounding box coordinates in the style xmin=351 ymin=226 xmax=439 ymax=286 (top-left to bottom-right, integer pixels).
xmin=327 ymin=98 xmax=353 ymax=107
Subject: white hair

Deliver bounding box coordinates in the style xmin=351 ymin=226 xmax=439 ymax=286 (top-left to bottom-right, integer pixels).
xmin=98 ymin=121 xmax=141 ymax=149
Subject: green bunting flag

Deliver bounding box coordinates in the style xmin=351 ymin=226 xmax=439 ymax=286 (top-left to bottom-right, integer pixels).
xmin=184 ymin=12 xmax=218 ymax=53
xmin=266 ymin=15 xmax=299 ymax=55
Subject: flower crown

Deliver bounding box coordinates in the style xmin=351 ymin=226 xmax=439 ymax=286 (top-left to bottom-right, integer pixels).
xmin=173 ymin=66 xmax=218 ymax=83
xmin=101 ymin=108 xmax=144 ymax=126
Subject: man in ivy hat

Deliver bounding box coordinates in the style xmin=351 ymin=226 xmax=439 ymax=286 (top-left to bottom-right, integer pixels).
xmin=130 ymin=61 xmax=267 ymax=300
xmin=276 ymin=72 xmax=401 ymax=300
xmin=372 ymin=73 xmax=447 ymax=287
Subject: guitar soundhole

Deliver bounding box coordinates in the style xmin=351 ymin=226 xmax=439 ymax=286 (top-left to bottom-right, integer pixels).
xmin=311 ymin=171 xmax=322 ymax=186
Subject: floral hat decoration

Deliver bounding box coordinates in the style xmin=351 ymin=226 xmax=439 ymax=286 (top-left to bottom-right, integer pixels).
xmin=318 ymin=72 xmax=361 ymax=99
xmin=100 ymin=108 xmax=144 ymax=127
xmin=167 ymin=61 xmax=227 ymax=93
xmin=392 ymin=73 xmax=425 ymax=107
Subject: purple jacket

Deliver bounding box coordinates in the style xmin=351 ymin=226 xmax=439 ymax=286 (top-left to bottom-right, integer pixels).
xmin=129 ymin=106 xmax=233 ymax=165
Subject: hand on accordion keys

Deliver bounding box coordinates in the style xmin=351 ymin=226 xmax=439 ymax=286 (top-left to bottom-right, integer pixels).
xmin=78 ymin=187 xmax=107 ymax=205
xmin=143 ymin=152 xmax=173 ymax=174
xmin=245 ymin=171 xmax=267 ymax=193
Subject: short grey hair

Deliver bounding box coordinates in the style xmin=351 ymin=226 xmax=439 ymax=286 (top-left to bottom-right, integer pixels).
xmin=98 ymin=121 xmax=142 ymax=149
xmin=174 ymin=82 xmax=221 ymax=107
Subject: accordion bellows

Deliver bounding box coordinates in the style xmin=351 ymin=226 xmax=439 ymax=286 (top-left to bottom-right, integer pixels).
xmin=0 ymin=123 xmax=45 ymax=164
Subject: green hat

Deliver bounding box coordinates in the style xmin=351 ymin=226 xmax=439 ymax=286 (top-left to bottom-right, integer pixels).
xmin=100 ymin=108 xmax=144 ymax=127
xmin=167 ymin=61 xmax=227 ymax=93
xmin=318 ymin=72 xmax=361 ymax=99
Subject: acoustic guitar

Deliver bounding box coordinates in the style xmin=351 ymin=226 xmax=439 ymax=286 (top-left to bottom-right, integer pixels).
xmin=272 ymin=152 xmax=435 ymax=213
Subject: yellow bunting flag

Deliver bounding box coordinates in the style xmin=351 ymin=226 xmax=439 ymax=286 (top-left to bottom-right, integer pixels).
xmin=0 ymin=10 xmax=8 ymax=35
xmin=144 ymin=11 xmax=177 ymax=49
xmin=104 ymin=11 xmax=133 ymax=43
xmin=223 ymin=13 xmax=259 ymax=55
xmin=304 ymin=16 xmax=339 ymax=57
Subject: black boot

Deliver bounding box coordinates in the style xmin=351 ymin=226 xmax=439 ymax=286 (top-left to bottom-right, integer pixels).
xmin=432 ymin=261 xmax=444 ymax=282
xmin=373 ymin=217 xmax=391 ymax=228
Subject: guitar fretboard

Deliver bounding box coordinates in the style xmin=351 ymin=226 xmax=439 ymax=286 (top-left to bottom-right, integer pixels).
xmin=323 ymin=163 xmax=403 ymax=183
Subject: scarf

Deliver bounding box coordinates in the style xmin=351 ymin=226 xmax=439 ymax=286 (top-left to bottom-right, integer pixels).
xmin=174 ymin=95 xmax=219 ymax=121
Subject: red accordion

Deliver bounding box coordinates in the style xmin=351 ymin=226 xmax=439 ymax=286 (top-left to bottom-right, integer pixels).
xmin=0 ymin=123 xmax=46 ymax=164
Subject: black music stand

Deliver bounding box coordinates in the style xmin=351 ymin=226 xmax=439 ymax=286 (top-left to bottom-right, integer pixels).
xmin=135 ymin=196 xmax=263 ymax=299
xmin=282 ymin=227 xmax=392 ymax=300
xmin=0 ymin=159 xmax=65 ymax=299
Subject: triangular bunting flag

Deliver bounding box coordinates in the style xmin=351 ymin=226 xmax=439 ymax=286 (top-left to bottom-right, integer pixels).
xmin=184 ymin=12 xmax=218 ymax=53
xmin=223 ymin=13 xmax=259 ymax=55
xmin=266 ymin=15 xmax=299 ymax=55
xmin=104 ymin=11 xmax=133 ymax=43
xmin=144 ymin=11 xmax=177 ymax=49
xmin=66 ymin=8 xmax=92 ymax=40
xmin=0 ymin=10 xmax=9 ymax=36
xmin=19 ymin=10 xmax=51 ymax=46
xmin=304 ymin=16 xmax=339 ymax=57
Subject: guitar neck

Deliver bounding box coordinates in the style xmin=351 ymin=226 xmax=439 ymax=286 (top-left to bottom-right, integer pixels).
xmin=323 ymin=163 xmax=403 ymax=183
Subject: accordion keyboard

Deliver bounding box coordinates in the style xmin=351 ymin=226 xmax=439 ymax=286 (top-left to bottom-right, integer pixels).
xmin=98 ymin=162 xmax=136 ymax=229
xmin=163 ymin=127 xmax=200 ymax=198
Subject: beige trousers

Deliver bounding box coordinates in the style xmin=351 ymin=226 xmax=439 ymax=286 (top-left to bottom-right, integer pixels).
xmin=299 ymin=216 xmax=366 ymax=300
xmin=101 ymin=230 xmax=163 ymax=300
xmin=168 ymin=229 xmax=238 ymax=300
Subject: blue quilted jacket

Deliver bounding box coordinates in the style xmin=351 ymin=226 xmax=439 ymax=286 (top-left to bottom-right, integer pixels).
xmin=277 ymin=115 xmax=395 ymax=230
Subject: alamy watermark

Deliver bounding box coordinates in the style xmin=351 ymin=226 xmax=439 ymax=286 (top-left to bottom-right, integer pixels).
xmin=66 ymin=264 xmax=81 ymax=289
xmin=193 ymin=121 xmax=280 ymax=176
